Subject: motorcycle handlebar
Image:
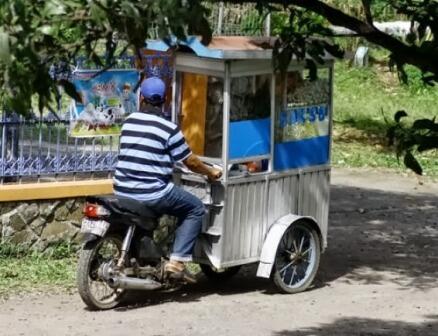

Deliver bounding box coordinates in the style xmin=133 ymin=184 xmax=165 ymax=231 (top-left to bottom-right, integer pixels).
xmin=174 ymin=163 xmax=222 ymax=183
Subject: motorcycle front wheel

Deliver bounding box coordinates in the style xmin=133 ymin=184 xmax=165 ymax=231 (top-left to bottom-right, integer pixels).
xmin=77 ymin=234 xmax=126 ymax=310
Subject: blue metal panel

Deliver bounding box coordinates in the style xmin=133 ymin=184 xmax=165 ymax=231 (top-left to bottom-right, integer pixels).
xmin=274 ymin=135 xmax=330 ymax=170
xmin=229 ymin=118 xmax=270 ymax=159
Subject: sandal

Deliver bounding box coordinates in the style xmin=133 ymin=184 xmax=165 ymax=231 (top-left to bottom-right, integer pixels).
xmin=164 ymin=262 xmax=197 ymax=284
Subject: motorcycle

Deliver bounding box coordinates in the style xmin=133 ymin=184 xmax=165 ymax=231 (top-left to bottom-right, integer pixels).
xmin=76 ymin=192 xmax=237 ymax=310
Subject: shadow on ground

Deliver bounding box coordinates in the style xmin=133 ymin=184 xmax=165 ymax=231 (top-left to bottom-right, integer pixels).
xmin=274 ymin=315 xmax=438 ymax=336
xmin=114 ymin=271 xmax=270 ymax=311
xmin=319 ymin=185 xmax=438 ymax=290
xmin=111 ymin=184 xmax=438 ymax=310
xmin=334 ymin=117 xmax=388 ymax=143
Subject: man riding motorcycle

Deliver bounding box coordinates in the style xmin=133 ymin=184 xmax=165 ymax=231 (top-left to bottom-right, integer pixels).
xmin=113 ymin=76 xmax=222 ymax=283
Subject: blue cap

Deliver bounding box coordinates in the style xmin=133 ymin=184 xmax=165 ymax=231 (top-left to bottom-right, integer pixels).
xmin=140 ymin=77 xmax=166 ymax=104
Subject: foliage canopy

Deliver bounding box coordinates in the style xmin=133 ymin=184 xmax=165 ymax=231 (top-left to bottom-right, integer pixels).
xmin=0 ymin=0 xmax=210 ymax=115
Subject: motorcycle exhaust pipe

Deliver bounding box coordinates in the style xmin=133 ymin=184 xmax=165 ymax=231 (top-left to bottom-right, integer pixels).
xmin=108 ymin=276 xmax=162 ymax=291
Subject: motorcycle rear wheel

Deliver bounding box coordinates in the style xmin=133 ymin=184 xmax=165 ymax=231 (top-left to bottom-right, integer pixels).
xmin=77 ymin=234 xmax=126 ymax=310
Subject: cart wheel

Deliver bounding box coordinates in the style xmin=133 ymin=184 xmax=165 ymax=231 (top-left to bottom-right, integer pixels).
xmin=200 ymin=264 xmax=241 ymax=282
xmin=272 ymin=220 xmax=321 ymax=294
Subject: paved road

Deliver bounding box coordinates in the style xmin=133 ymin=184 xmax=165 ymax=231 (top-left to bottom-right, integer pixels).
xmin=1 ymin=168 xmax=437 ymax=336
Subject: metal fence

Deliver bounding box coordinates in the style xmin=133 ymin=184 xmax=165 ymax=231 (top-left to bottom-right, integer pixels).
xmin=208 ymin=2 xmax=270 ymax=36
xmin=0 ymin=113 xmax=120 ymax=183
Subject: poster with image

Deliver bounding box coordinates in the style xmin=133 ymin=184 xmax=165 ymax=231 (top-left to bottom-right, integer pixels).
xmin=70 ymin=70 xmax=139 ymax=137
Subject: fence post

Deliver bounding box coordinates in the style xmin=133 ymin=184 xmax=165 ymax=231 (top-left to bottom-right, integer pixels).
xmin=265 ymin=13 xmax=271 ymax=37
xmin=1 ymin=111 xmax=6 ymax=183
xmin=217 ymin=2 xmax=224 ymax=35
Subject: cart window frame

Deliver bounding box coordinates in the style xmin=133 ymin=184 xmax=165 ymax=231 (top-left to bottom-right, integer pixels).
xmin=173 ymin=70 xmax=225 ymax=164
xmin=225 ymin=71 xmax=274 ymax=178
xmin=273 ymin=64 xmax=333 ymax=171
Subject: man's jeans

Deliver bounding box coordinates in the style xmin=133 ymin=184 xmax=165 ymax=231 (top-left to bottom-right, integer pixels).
xmin=141 ymin=185 xmax=205 ymax=262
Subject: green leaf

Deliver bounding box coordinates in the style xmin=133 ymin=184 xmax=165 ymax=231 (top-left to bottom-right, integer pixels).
xmin=417 ymin=136 xmax=438 ymax=152
xmin=45 ymin=0 xmax=66 ymax=16
xmin=59 ymin=80 xmax=82 ymax=102
xmin=404 ymin=151 xmax=423 ymax=175
xmin=91 ymin=52 xmax=103 ymax=67
xmin=274 ymin=45 xmax=293 ymax=73
xmin=0 ymin=29 xmax=11 ymax=64
xmin=39 ymin=25 xmax=54 ymax=36
xmin=417 ymin=22 xmax=428 ymax=40
xmin=121 ymin=1 xmax=140 ymax=18
xmin=321 ymin=41 xmax=344 ymax=59
xmin=305 ymin=59 xmax=318 ymax=81
xmin=406 ymin=31 xmax=416 ymax=44
xmin=386 ymin=125 xmax=396 ymax=146
xmin=90 ymin=3 xmax=106 ymax=24
xmin=412 ymin=118 xmax=437 ymax=130
xmin=394 ymin=110 xmax=408 ymax=123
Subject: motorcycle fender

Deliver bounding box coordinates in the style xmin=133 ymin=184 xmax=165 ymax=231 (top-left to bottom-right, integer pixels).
xmin=256 ymin=214 xmax=320 ymax=279
xmin=81 ymin=233 xmax=100 ymax=244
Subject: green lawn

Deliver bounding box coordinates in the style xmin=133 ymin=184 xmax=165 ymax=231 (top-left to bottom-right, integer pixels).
xmin=0 ymin=243 xmax=77 ymax=298
xmin=332 ymin=61 xmax=438 ymax=177
xmin=0 ymin=257 xmax=76 ymax=297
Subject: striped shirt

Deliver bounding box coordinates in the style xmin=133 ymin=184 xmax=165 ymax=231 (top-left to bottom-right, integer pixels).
xmin=113 ymin=111 xmax=192 ymax=201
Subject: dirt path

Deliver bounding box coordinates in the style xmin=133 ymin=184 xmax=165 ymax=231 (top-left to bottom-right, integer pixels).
xmin=1 ymin=168 xmax=437 ymax=336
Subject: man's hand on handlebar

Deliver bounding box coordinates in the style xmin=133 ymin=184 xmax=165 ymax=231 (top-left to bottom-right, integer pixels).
xmin=183 ymin=154 xmax=222 ymax=182
xmin=207 ymin=167 xmax=222 ymax=182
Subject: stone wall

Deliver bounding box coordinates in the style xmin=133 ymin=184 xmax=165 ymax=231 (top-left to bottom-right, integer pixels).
xmin=1 ymin=198 xmax=85 ymax=250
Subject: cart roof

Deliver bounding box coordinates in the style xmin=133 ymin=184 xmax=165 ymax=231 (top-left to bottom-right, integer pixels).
xmin=146 ymin=36 xmax=334 ymax=61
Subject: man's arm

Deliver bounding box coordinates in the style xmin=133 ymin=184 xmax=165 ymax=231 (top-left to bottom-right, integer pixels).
xmin=183 ymin=154 xmax=222 ymax=181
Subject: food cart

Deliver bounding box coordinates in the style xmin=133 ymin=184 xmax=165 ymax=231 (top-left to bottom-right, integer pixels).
xmin=148 ymin=36 xmax=333 ymax=293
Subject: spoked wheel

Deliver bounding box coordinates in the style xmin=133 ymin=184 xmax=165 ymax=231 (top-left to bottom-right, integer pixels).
xmin=200 ymin=264 xmax=241 ymax=282
xmin=272 ymin=221 xmax=321 ymax=294
xmin=77 ymin=235 xmax=126 ymax=310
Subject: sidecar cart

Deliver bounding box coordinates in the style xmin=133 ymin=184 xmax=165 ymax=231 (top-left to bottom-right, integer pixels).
xmin=148 ymin=36 xmax=333 ymax=293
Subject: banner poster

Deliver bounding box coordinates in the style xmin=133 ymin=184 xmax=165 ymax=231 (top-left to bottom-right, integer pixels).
xmin=277 ymin=104 xmax=330 ymax=142
xmin=69 ymin=70 xmax=139 ymax=137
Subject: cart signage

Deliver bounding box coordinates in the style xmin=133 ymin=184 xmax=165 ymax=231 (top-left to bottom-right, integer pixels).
xmin=274 ymin=103 xmax=330 ymax=170
xmin=278 ymin=104 xmax=329 ymax=142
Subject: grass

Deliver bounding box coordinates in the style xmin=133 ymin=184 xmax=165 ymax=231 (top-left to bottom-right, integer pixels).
xmin=332 ymin=61 xmax=438 ymax=177
xmin=0 ymin=241 xmax=201 ymax=298
xmin=0 ymin=243 xmax=77 ymax=298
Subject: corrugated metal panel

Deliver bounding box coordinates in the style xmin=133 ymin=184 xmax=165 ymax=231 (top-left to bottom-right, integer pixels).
xmin=185 ymin=168 xmax=330 ymax=266
xmin=221 ymin=180 xmax=266 ymax=263
xmin=298 ymin=169 xmax=330 ymax=246
xmin=267 ymin=175 xmax=300 ymax=229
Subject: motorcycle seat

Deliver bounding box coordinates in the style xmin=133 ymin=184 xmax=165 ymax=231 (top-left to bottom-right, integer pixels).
xmin=86 ymin=195 xmax=158 ymax=220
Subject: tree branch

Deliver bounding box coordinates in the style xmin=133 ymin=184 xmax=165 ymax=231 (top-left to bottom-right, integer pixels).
xmin=361 ymin=0 xmax=374 ymax=25
xmin=225 ymin=0 xmax=438 ymax=76
xmin=91 ymin=44 xmax=130 ymax=78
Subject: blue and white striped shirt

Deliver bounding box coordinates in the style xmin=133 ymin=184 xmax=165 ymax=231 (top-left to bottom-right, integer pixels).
xmin=113 ymin=111 xmax=192 ymax=201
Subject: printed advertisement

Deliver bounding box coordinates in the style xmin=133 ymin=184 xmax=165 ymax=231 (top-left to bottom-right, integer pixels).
xmin=276 ymin=104 xmax=330 ymax=142
xmin=70 ymin=70 xmax=139 ymax=137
